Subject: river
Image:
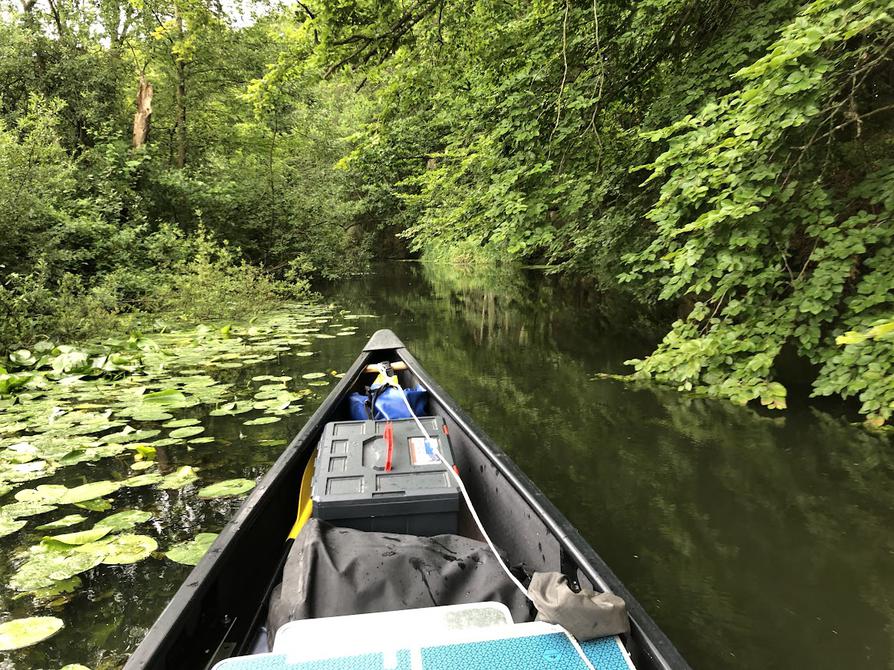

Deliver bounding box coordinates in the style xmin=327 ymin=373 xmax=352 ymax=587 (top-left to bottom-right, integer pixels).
xmin=1 ymin=261 xmax=891 ymax=669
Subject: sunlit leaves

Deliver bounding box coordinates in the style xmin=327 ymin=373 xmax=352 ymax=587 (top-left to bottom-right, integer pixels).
xmin=165 ymin=533 xmax=218 ymax=566
xmin=197 ymin=479 xmax=255 ymax=499
xmin=0 ymin=616 xmax=64 ymax=650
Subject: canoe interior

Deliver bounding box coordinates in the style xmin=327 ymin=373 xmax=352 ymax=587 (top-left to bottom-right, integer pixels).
xmin=124 ymin=332 xmax=689 ymax=670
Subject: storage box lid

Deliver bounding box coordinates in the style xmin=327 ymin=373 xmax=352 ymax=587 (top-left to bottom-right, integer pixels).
xmin=312 ymin=417 xmax=460 ymax=520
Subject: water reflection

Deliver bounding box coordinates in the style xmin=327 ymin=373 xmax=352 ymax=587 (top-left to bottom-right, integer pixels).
xmin=326 ymin=262 xmax=894 ymax=670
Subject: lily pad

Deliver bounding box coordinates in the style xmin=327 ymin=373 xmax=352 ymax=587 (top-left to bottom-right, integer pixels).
xmin=159 ymin=466 xmax=199 ymax=489
xmin=130 ymin=460 xmax=156 ymax=471
xmin=46 ymin=527 xmax=112 ymax=546
xmin=2 ymin=501 xmax=57 ymax=519
xmin=142 ymin=389 xmax=188 ymax=405
xmin=60 ymin=481 xmax=121 ymax=504
xmin=28 ymin=575 xmax=82 ymax=599
xmin=162 ymin=418 xmax=201 ymax=429
xmin=169 ymin=426 xmax=204 ymax=439
xmin=75 ymin=498 xmax=112 ymax=512
xmin=301 ymin=372 xmax=326 ymax=380
xmin=0 ymin=516 xmax=27 ymax=538
xmin=188 ymin=436 xmax=216 ymax=445
xmin=60 ymin=665 xmax=92 ymax=670
xmin=0 ymin=616 xmax=64 ymax=650
xmin=197 ymin=479 xmax=256 ymax=499
xmin=10 ymin=551 xmax=104 ymax=591
xmin=94 ymin=509 xmax=152 ymax=532
xmin=244 ymin=416 xmax=281 ymax=426
xmin=129 ymin=409 xmax=174 ymax=422
xmin=36 ymin=514 xmax=87 ymax=531
xmin=101 ymin=533 xmax=157 ymax=564
xmin=122 ymin=473 xmax=163 ymax=487
xmin=165 ymin=532 xmax=218 ymax=566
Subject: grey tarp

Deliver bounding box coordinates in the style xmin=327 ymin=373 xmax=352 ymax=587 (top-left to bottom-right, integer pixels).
xmin=267 ymin=519 xmax=532 ymax=647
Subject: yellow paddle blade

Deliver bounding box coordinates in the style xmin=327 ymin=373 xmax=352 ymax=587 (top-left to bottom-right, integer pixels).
xmin=288 ymin=456 xmax=315 ymax=540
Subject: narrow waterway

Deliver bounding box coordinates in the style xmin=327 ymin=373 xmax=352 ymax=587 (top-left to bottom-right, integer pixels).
xmin=1 ymin=261 xmax=891 ymax=669
xmin=322 ymin=262 xmax=894 ymax=670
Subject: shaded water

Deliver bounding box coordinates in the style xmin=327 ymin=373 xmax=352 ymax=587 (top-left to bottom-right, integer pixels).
xmin=2 ymin=262 xmax=892 ymax=669
xmin=323 ymin=263 xmax=894 ymax=670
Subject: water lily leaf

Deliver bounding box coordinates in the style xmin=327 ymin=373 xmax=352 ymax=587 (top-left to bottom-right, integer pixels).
xmin=15 ymin=485 xmax=67 ymax=504
xmin=208 ymin=401 xmax=252 ymax=416
xmin=188 ymin=436 xmax=215 ymax=445
xmin=44 ymin=526 xmax=112 ymax=547
xmin=36 ymin=514 xmax=87 ymax=531
xmin=0 ymin=616 xmax=64 ymax=650
xmin=10 ymin=551 xmax=104 ymax=591
xmin=0 ymin=516 xmax=27 ymax=537
xmin=165 ymin=533 xmax=218 ymax=566
xmin=197 ymin=479 xmax=255 ymax=499
xmin=130 ymin=460 xmax=155 ymax=471
xmin=60 ymin=664 xmax=91 ymax=670
xmin=9 ymin=349 xmax=37 ymax=367
xmin=169 ymin=426 xmax=204 ymax=439
xmin=95 ymin=509 xmax=151 ymax=532
xmin=122 ymin=473 xmax=163 ymax=487
xmin=74 ymin=498 xmax=111 ymax=512
xmin=60 ymin=481 xmax=121 ymax=504
xmin=148 ymin=437 xmax=183 ymax=447
xmin=162 ymin=418 xmax=200 ymax=429
xmin=100 ymin=533 xmax=157 ymax=564
xmin=301 ymin=372 xmax=326 ymax=379
xmin=159 ymin=466 xmax=199 ymax=489
xmin=129 ymin=409 xmax=174 ymax=422
xmin=142 ymin=389 xmax=187 ymax=405
xmin=28 ymin=575 xmax=81 ymax=599
xmin=244 ymin=416 xmax=281 ymax=426
xmin=314 ymin=334 xmax=336 ymax=339
xmin=2 ymin=501 xmax=56 ymax=518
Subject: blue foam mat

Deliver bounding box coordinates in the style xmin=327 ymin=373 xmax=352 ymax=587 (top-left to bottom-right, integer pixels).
xmin=214 ymin=633 xmax=631 ymax=670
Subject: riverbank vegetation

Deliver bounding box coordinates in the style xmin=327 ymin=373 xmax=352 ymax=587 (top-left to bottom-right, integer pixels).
xmin=1 ymin=0 xmax=891 ymax=423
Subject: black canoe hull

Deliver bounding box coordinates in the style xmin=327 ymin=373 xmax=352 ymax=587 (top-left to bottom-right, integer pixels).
xmin=124 ymin=329 xmax=691 ymax=670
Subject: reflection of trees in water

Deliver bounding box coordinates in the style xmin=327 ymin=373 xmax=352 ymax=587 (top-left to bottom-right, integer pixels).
xmin=328 ymin=262 xmax=894 ymax=669
xmin=416 ymin=261 xmax=664 ymax=351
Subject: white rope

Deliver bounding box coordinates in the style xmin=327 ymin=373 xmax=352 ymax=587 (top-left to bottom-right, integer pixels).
xmin=376 ymin=365 xmax=597 ymax=670
xmin=378 ymin=364 xmax=530 ymax=599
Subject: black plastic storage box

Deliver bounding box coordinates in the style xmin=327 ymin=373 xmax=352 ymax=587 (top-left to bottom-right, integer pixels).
xmin=311 ymin=417 xmax=460 ymax=535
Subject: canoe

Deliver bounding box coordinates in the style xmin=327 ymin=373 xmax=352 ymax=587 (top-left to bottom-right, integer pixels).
xmin=124 ymin=330 xmax=691 ymax=670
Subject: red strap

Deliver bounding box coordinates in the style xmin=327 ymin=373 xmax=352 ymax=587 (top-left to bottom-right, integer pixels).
xmin=384 ymin=421 xmax=394 ymax=472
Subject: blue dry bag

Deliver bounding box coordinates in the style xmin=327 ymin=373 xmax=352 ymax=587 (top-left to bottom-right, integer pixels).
xmin=348 ymin=384 xmax=428 ymax=421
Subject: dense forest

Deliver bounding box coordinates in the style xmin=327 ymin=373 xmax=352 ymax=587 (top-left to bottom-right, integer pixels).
xmin=0 ymin=0 xmax=891 ymax=424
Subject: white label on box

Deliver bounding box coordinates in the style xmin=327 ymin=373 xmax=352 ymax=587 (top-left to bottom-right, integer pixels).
xmin=408 ymin=437 xmax=440 ymax=465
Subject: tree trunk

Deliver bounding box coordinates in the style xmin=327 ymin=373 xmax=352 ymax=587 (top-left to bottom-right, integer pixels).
xmin=132 ymin=75 xmax=153 ymax=149
xmin=173 ymin=9 xmax=187 ymax=168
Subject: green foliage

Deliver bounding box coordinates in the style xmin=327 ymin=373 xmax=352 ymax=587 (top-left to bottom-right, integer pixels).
xmin=622 ymin=0 xmax=893 ymax=423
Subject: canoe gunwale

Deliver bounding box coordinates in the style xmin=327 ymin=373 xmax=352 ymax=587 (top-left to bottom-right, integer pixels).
xmin=393 ymin=342 xmax=691 ymax=670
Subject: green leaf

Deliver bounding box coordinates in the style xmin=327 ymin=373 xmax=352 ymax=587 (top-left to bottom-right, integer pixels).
xmin=60 ymin=481 xmax=121 ymax=504
xmin=158 ymin=466 xmax=199 ymax=489
xmin=45 ymin=527 xmax=111 ymax=546
xmin=197 ymin=478 xmax=255 ymax=499
xmin=0 ymin=516 xmax=27 ymax=538
xmin=74 ymin=498 xmax=112 ymax=512
xmin=169 ymin=426 xmax=205 ymax=439
xmin=94 ymin=509 xmax=152 ymax=532
xmin=165 ymin=532 xmax=218 ymax=566
xmin=100 ymin=534 xmax=158 ymax=564
xmin=36 ymin=514 xmax=87 ymax=531
xmin=0 ymin=616 xmax=64 ymax=650
xmin=244 ymin=416 xmax=281 ymax=426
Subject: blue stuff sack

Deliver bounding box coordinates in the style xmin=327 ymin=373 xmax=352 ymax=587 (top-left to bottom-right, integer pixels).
xmin=348 ymin=385 xmax=428 ymax=421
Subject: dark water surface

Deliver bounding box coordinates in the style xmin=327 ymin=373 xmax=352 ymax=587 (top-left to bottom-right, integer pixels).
xmin=322 ymin=263 xmax=894 ymax=670
xmin=2 ymin=262 xmax=891 ymax=669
